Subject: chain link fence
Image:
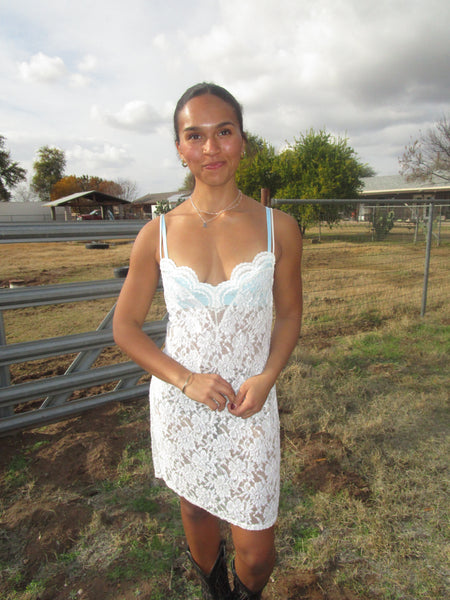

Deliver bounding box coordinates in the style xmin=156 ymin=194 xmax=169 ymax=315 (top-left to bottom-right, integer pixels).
xmin=273 ymin=199 xmax=449 ymax=335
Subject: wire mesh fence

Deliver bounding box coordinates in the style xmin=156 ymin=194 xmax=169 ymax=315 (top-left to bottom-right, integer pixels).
xmin=291 ymin=203 xmax=449 ymax=334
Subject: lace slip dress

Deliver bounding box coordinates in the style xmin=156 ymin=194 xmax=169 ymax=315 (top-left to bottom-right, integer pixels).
xmin=149 ymin=207 xmax=280 ymax=530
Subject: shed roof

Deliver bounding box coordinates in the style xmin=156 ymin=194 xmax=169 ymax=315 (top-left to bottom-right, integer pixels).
xmin=45 ymin=190 xmax=130 ymax=207
xmin=133 ymin=190 xmax=189 ymax=205
xmin=361 ymin=174 xmax=450 ymax=196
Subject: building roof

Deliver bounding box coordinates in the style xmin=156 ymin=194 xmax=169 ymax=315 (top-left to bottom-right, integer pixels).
xmin=361 ymin=174 xmax=450 ymax=196
xmin=45 ymin=190 xmax=130 ymax=207
xmin=134 ymin=190 xmax=190 ymax=205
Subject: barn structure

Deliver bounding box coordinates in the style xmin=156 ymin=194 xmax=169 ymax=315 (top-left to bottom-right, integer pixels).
xmin=45 ymin=190 xmax=132 ymax=221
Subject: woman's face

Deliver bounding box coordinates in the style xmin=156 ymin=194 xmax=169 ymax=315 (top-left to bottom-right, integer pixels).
xmin=176 ymin=93 xmax=245 ymax=188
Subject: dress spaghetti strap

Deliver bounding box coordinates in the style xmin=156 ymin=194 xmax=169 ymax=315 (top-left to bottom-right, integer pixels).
xmin=160 ymin=214 xmax=169 ymax=259
xmin=266 ymin=207 xmax=275 ymax=253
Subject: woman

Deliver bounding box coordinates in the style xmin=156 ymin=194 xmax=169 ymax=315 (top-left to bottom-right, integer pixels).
xmin=113 ymin=82 xmax=303 ymax=600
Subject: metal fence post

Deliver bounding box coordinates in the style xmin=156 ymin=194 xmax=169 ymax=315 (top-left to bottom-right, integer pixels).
xmin=0 ymin=311 xmax=13 ymax=417
xmin=421 ymin=202 xmax=434 ymax=317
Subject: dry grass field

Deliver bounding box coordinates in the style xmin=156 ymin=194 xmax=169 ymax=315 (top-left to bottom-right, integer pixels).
xmin=0 ymin=226 xmax=449 ymax=600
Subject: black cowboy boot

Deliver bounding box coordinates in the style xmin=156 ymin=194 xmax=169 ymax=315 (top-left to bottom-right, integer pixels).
xmin=187 ymin=539 xmax=233 ymax=600
xmin=231 ymin=560 xmax=263 ymax=600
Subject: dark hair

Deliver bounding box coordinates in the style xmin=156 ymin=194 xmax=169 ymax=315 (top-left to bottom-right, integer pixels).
xmin=173 ymin=82 xmax=246 ymax=143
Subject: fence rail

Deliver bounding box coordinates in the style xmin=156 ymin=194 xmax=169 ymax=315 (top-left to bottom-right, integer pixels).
xmin=1 ymin=200 xmax=448 ymax=436
xmin=0 ymin=220 xmax=167 ymax=436
xmin=0 ymin=220 xmax=147 ymax=243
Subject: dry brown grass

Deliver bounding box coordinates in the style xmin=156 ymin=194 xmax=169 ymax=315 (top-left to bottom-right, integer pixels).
xmin=0 ymin=240 xmax=134 ymax=285
xmin=276 ymin=303 xmax=449 ymax=599
xmin=0 ymin=232 xmax=449 ymax=599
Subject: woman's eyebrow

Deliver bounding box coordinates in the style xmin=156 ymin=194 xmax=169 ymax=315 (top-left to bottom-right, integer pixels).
xmin=183 ymin=121 xmax=237 ymax=132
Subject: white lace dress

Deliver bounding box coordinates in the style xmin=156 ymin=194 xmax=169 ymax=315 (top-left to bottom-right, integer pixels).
xmin=149 ymin=208 xmax=279 ymax=530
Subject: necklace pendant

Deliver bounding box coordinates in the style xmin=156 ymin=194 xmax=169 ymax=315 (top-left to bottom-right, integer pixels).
xmin=203 ymin=222 xmax=207 ymax=228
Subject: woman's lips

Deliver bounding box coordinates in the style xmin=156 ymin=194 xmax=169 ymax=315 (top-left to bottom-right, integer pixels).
xmin=203 ymin=161 xmax=225 ymax=170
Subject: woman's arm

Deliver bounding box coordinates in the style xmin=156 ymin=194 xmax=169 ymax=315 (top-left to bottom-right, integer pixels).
xmin=113 ymin=218 xmax=236 ymax=411
xmin=230 ymin=209 xmax=303 ymax=418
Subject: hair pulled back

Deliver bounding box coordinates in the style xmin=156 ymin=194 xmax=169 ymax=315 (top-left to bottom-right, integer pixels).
xmin=173 ymin=82 xmax=246 ymax=143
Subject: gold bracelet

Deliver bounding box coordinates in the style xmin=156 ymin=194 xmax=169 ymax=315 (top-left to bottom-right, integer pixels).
xmin=181 ymin=372 xmax=194 ymax=394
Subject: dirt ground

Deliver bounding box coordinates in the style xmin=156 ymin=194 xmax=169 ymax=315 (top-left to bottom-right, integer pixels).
xmin=0 ymin=400 xmax=373 ymax=600
xmin=1 ymin=245 xmax=378 ymax=599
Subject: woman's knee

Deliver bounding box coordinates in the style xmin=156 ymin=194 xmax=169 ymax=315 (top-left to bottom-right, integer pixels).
xmin=180 ymin=497 xmax=212 ymax=523
xmin=235 ymin=540 xmax=276 ymax=575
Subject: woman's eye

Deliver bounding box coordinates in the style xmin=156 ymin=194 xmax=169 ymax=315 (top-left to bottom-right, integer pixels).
xmin=218 ymin=129 xmax=231 ymax=136
xmin=187 ymin=133 xmax=201 ymax=141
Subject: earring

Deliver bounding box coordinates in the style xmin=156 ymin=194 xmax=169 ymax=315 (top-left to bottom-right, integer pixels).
xmin=181 ymin=160 xmax=188 ymax=168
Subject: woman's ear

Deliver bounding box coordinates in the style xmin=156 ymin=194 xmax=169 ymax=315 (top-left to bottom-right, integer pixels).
xmin=176 ymin=142 xmax=187 ymax=166
xmin=241 ymin=137 xmax=247 ymax=158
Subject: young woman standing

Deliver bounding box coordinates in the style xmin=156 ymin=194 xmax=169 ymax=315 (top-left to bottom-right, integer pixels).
xmin=113 ymin=83 xmax=303 ymax=599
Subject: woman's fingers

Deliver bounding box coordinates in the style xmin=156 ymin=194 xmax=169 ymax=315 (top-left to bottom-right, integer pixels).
xmin=186 ymin=373 xmax=236 ymax=411
xmin=228 ymin=375 xmax=272 ymax=418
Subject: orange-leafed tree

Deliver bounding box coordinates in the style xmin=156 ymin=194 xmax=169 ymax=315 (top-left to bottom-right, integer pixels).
xmin=50 ymin=175 xmax=82 ymax=200
xmin=50 ymin=175 xmax=128 ymax=201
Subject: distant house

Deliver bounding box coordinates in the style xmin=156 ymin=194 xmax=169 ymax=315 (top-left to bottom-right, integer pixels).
xmin=133 ymin=190 xmax=189 ymax=218
xmin=359 ymin=175 xmax=450 ymax=220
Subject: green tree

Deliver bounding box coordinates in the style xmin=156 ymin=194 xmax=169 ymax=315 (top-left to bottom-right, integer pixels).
xmin=180 ymin=170 xmax=195 ymax=192
xmin=154 ymin=199 xmax=171 ymax=215
xmin=0 ymin=135 xmax=27 ymax=201
xmin=276 ymin=129 xmax=365 ymax=234
xmin=371 ymin=208 xmax=395 ymax=240
xmin=236 ymin=134 xmax=280 ymax=200
xmin=399 ymin=114 xmax=450 ymax=182
xmin=31 ymin=146 xmax=66 ymax=201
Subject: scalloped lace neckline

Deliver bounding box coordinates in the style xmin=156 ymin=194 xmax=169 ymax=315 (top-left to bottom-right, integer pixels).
xmin=160 ymin=250 xmax=274 ymax=289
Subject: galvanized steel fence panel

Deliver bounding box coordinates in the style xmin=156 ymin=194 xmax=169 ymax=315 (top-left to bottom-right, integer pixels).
xmin=0 ymin=220 xmax=166 ymax=435
xmin=1 ymin=201 xmax=449 ymax=435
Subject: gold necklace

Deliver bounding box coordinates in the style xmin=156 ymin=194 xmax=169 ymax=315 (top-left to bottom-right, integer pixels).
xmin=190 ymin=190 xmax=241 ymax=228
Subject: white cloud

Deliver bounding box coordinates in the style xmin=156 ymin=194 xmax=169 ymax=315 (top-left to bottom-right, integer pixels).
xmin=69 ymin=73 xmax=92 ymax=88
xmin=153 ymin=34 xmax=168 ymax=51
xmin=18 ymin=52 xmax=66 ymax=83
xmin=91 ymin=101 xmax=163 ymax=133
xmin=77 ymin=54 xmax=98 ymax=72
xmin=17 ymin=50 xmax=99 ymax=89
xmin=2 ymin=0 xmax=449 ymax=190
xmin=67 ymin=143 xmax=133 ymax=168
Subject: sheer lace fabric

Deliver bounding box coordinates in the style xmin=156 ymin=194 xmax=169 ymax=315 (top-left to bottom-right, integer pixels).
xmin=149 ymin=215 xmax=279 ymax=530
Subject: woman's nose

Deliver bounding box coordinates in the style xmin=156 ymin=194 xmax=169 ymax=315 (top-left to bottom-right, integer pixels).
xmin=203 ymin=136 xmax=219 ymax=154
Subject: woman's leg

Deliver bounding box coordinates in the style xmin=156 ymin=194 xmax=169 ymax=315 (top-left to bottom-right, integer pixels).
xmin=180 ymin=496 xmax=222 ymax=573
xmin=230 ymin=524 xmax=276 ymax=593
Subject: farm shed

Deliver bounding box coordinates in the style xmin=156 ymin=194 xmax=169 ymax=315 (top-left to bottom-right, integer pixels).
xmin=45 ymin=190 xmax=132 ymax=221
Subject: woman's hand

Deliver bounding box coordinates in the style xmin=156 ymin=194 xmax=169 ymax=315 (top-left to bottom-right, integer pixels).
xmin=183 ymin=373 xmax=236 ymax=412
xmin=228 ymin=374 xmax=273 ymax=419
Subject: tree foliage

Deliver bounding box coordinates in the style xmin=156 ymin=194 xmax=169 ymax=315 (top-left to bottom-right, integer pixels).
xmin=275 ymin=130 xmax=364 ymax=233
xmin=180 ymin=170 xmax=195 ymax=192
xmin=399 ymin=114 xmax=450 ymax=182
xmin=236 ymin=134 xmax=280 ymax=200
xmin=50 ymin=175 xmax=138 ymax=201
xmin=115 ymin=178 xmax=139 ymax=201
xmin=154 ymin=199 xmax=171 ymax=215
xmin=176 ymin=128 xmax=371 ymax=233
xmin=31 ymin=146 xmax=66 ymax=201
xmin=371 ymin=208 xmax=395 ymax=240
xmin=0 ymin=135 xmax=27 ymax=201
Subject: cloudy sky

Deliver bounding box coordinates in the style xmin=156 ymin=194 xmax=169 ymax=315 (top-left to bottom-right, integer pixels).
xmin=1 ymin=0 xmax=449 ymax=198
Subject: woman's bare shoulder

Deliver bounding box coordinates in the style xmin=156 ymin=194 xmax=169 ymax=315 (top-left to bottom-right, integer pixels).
xmin=162 ymin=199 xmax=192 ymax=221
xmin=272 ymin=207 xmax=299 ymax=229
xmin=130 ymin=216 xmax=161 ymax=259
xmin=272 ymin=208 xmax=302 ymax=259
